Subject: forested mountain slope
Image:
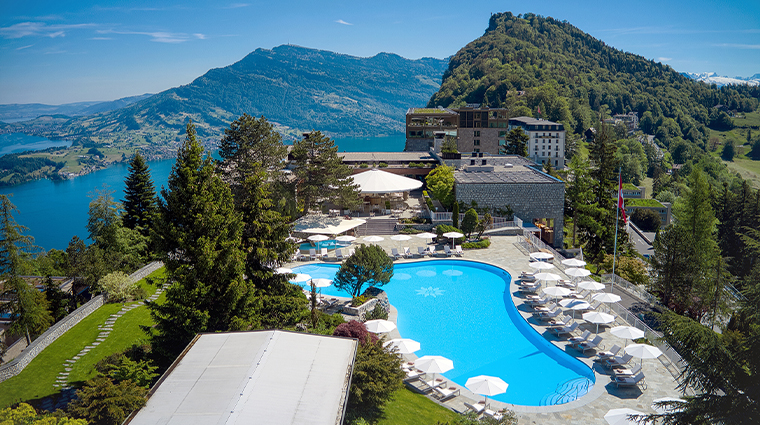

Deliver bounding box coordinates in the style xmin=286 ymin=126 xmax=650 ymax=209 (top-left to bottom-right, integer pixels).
xmin=429 ymin=12 xmax=760 ymax=148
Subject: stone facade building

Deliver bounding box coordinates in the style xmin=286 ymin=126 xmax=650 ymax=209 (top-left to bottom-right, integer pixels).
xmin=508 ymin=117 xmax=566 ymax=169
xmin=452 ymin=156 xmax=565 ymax=248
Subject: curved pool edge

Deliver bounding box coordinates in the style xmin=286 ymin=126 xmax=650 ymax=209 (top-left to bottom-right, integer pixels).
xmin=292 ymin=257 xmax=607 ymax=410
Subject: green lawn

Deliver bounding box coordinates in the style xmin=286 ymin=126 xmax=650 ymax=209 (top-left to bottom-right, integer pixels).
xmin=724 ymin=157 xmax=760 ymax=188
xmin=641 ymin=177 xmax=654 ymax=198
xmin=376 ymin=388 xmax=460 ymax=425
xmin=0 ymin=268 xmax=165 ymax=408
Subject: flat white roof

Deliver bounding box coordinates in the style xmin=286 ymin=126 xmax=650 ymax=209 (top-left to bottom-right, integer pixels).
xmin=293 ymin=214 xmax=367 ymax=235
xmin=126 ymin=331 xmax=357 ymax=425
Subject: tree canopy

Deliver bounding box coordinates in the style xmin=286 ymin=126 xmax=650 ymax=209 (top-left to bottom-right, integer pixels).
xmin=334 ymin=244 xmax=394 ymax=297
xmin=121 ymin=151 xmax=157 ymax=235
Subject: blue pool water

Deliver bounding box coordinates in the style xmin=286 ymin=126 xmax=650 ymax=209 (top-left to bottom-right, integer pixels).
xmin=293 ymin=260 xmax=595 ymax=406
xmin=298 ymin=240 xmax=346 ymax=252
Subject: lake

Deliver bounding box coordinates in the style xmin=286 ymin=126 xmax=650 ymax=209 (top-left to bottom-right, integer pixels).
xmin=0 ymin=133 xmax=406 ymax=251
xmin=0 ymin=133 xmax=72 ymax=156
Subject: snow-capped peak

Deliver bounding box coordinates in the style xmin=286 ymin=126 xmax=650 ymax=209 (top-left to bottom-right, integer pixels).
xmin=682 ymin=72 xmax=760 ymax=87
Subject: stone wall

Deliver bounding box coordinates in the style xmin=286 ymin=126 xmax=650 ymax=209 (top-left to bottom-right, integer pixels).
xmin=455 ymin=181 xmax=565 ymax=248
xmin=341 ymin=290 xmax=390 ymax=321
xmin=404 ymin=138 xmax=432 ymax=152
xmin=0 ymin=261 xmax=164 ymax=383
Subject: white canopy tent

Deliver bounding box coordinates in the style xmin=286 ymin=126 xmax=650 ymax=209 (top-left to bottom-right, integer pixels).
xmin=350 ymin=169 xmax=423 ymax=194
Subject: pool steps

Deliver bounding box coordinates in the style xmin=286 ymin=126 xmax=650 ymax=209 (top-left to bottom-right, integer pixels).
xmin=539 ymin=377 xmax=593 ymax=406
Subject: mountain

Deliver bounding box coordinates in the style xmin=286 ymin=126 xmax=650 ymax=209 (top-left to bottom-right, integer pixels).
xmin=0 ymin=94 xmax=152 ymax=123
xmin=681 ymin=72 xmax=760 ymax=87
xmin=35 ymin=45 xmax=448 ymax=143
xmin=429 ymin=12 xmax=760 ymax=143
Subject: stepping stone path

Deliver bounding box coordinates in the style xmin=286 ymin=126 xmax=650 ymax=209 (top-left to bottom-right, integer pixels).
xmin=46 ymin=283 xmax=169 ymax=409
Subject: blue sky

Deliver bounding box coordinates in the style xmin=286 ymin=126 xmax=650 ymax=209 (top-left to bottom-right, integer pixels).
xmin=1 ymin=0 xmax=759 ymax=105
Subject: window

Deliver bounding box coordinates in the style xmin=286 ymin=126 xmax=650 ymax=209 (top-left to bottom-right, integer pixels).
xmin=474 ymin=139 xmax=480 ymax=146
xmin=498 ymin=131 xmax=506 ymax=137
xmin=474 ymin=148 xmax=480 ymax=153
xmin=474 ymin=130 xmax=481 ymax=137
xmin=555 ymin=160 xmax=558 ymax=166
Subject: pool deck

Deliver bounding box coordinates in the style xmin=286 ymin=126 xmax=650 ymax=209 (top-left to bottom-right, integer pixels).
xmin=285 ymin=235 xmax=685 ymax=423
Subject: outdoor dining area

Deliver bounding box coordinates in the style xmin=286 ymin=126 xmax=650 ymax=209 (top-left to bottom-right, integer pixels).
xmin=339 ymin=168 xmax=424 ymax=217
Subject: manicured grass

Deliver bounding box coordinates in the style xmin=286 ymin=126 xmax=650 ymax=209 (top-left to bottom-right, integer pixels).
xmin=724 ymin=157 xmax=760 ymax=188
xmin=641 ymin=177 xmax=654 ymax=199
xmin=625 ymin=198 xmax=664 ymax=207
xmin=0 ymin=268 xmax=166 ymax=408
xmin=375 ymin=388 xmax=460 ymax=425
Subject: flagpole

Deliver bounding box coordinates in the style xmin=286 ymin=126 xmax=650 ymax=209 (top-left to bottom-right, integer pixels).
xmin=611 ymin=168 xmax=621 ymax=295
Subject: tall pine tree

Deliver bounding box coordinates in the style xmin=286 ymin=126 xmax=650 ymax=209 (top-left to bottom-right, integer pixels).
xmin=148 ymin=121 xmax=248 ymax=362
xmin=122 ymin=151 xmax=157 ymax=235
xmin=0 ymin=195 xmax=52 ymax=343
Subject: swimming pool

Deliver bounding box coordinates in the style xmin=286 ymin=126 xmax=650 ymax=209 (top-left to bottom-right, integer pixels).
xmin=292 ymin=260 xmax=595 ymax=406
xmin=298 ymin=240 xmax=346 ymax=252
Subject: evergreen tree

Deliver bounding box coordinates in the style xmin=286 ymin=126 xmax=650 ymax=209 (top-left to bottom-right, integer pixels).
xmin=425 ymin=164 xmax=455 ymax=209
xmin=219 ymin=114 xmax=288 ymax=176
xmin=334 ymin=244 xmax=394 ymax=297
xmin=291 ymin=131 xmax=360 ymax=215
xmin=87 ymin=186 xmax=120 ymax=247
xmin=452 ymin=202 xmax=460 ymax=228
xmin=148 ymin=121 xmax=247 ymax=362
xmin=0 ymin=195 xmax=52 ymax=343
xmin=502 ymin=128 xmax=529 ymax=156
xmin=122 ymin=151 xmax=157 ymax=235
xmin=721 ymin=140 xmax=735 ymax=161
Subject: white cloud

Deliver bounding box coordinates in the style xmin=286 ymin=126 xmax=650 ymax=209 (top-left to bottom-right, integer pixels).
xmin=335 ymin=19 xmax=353 ymax=26
xmin=0 ymin=22 xmax=94 ymax=39
xmin=98 ymin=29 xmax=204 ymax=44
xmin=16 ymin=44 xmax=33 ymax=50
xmin=657 ymin=57 xmax=672 ymax=62
xmin=194 ymin=33 xmax=206 ymax=40
xmin=713 ymin=43 xmax=760 ymax=50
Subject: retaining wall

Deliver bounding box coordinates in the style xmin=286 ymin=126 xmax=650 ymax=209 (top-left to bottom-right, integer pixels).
xmin=0 ymin=261 xmax=164 ymax=383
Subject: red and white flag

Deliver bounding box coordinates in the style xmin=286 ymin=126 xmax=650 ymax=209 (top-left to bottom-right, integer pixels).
xmin=617 ymin=174 xmax=628 ymax=224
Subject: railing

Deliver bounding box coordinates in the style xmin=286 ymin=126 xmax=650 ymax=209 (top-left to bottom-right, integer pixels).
xmin=520 ymin=230 xmax=568 ymax=270
xmin=603 ymin=273 xmax=662 ymax=308
xmin=431 ymin=212 xmax=514 ymax=226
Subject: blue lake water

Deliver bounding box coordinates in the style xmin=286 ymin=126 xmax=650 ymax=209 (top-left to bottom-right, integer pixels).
xmin=0 ymin=133 xmax=405 ymax=251
xmin=292 ymin=261 xmax=595 ymax=406
xmin=0 ymin=133 xmax=72 ymax=156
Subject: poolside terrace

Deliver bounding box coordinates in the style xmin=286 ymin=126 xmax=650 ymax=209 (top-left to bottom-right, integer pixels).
xmin=284 ymin=235 xmax=684 ymax=423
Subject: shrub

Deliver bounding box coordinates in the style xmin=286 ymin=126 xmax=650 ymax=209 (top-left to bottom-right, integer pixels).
xmin=461 ymin=239 xmax=491 ymax=249
xmin=345 ymin=338 xmax=404 ymax=419
xmin=131 ymin=285 xmax=148 ymax=301
xmin=69 ymin=377 xmax=147 ymax=425
xmin=352 ymin=295 xmax=369 ymax=306
xmin=435 ymin=224 xmax=464 ymax=244
xmin=364 ymin=303 xmax=388 ymax=321
xmin=400 ymin=226 xmax=423 ymax=234
xmin=98 ymin=272 xmax=136 ymax=302
xmin=359 ymin=163 xmax=369 ymax=168
xmin=378 ymin=162 xmax=388 ymax=168
xmin=333 ymin=320 xmax=377 ymax=344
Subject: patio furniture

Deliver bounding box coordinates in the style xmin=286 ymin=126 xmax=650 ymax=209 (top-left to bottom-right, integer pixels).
xmin=403 ymin=247 xmax=411 ymax=258
xmin=596 ymin=344 xmax=622 ymax=360
xmin=417 ymin=247 xmax=427 ymax=257
xmin=443 ymin=245 xmax=453 ymax=257
xmin=320 ymin=248 xmax=328 ymax=259
xmin=309 ymin=248 xmax=317 ymax=261
xmin=572 ymin=335 xmax=603 ymax=353
xmin=392 ymin=248 xmax=403 ymax=259
xmin=420 ymin=378 xmax=447 ymax=393
xmin=292 ymin=251 xmax=303 ymax=261
xmin=427 ymin=246 xmax=436 ymax=257
xmin=612 ymin=363 xmax=642 ymax=378
xmin=433 ymin=386 xmax=460 ymax=402
xmin=524 ymin=295 xmax=549 ymax=305
xmin=603 ymin=353 xmax=634 ymax=368
xmin=454 ymin=245 xmax=464 ymax=256
xmin=532 ymin=302 xmax=557 ymax=313
xmin=335 ymin=249 xmax=344 ymax=261
xmin=535 ymin=309 xmax=562 ymax=321
xmin=548 ymin=321 xmax=579 ymax=336
xmin=464 ymin=401 xmax=489 ymax=415
xmin=547 ymin=315 xmax=573 ymax=329
xmin=612 ymin=371 xmax=646 ymax=389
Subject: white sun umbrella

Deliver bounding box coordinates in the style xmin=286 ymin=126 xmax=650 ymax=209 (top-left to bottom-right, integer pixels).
xmin=465 ymin=375 xmax=509 ymax=404
xmin=414 ymin=355 xmax=454 ymax=384
xmin=390 ymin=234 xmax=412 ymax=241
xmin=275 ymin=267 xmax=292 ymax=275
xmin=530 ymin=252 xmax=554 ymax=261
xmin=593 ymin=292 xmax=622 ymax=304
xmin=290 ymin=273 xmax=311 ymax=283
xmin=534 ymin=272 xmax=561 ymax=288
xmin=335 ymin=235 xmax=357 ymax=243
xmin=384 ymin=338 xmax=420 ymax=354
xmin=578 ymin=280 xmax=605 ymax=291
xmin=561 ymin=258 xmax=587 ymax=267
xmin=604 ymin=408 xmax=645 ymax=425
xmin=529 ymin=261 xmax=555 ymax=270
xmin=651 ymin=397 xmax=687 ymax=415
xmin=582 ymin=311 xmax=615 ymax=333
xmin=308 ymin=234 xmax=329 ymax=252
xmin=311 ymin=278 xmax=333 ymax=288
xmin=416 ymin=232 xmax=437 ymax=244
xmin=442 ymin=231 xmax=464 ymax=248
xmin=543 ymin=285 xmax=570 ymax=300
xmin=559 ymin=298 xmax=591 ymax=318
xmin=625 ymin=343 xmax=663 ymax=366
xmin=364 ymin=235 xmax=385 ymax=244
xmin=564 ymin=267 xmax=591 ymax=280
xmin=364 ymin=319 xmax=396 ymax=334
xmin=350 ymin=168 xmax=423 ymax=193
xmin=610 ymin=326 xmax=646 ymax=347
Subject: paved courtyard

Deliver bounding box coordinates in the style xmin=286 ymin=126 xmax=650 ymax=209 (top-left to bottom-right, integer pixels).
xmin=285 ymin=235 xmax=685 ymax=423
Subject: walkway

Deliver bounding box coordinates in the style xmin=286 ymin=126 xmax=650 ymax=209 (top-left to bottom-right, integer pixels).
xmin=41 ymin=283 xmax=168 ymax=412
xmin=285 ymin=235 xmax=684 ymax=423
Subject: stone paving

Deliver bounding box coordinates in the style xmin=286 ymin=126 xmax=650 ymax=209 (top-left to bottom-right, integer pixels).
xmin=40 ymin=284 xmax=168 ymax=412
xmin=285 ymin=234 xmax=686 ymax=424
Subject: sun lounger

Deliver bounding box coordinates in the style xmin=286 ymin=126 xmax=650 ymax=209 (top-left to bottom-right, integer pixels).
xmin=484 ymin=408 xmax=506 ymax=420
xmin=443 ymin=245 xmax=453 ymax=257
xmin=525 ymin=295 xmax=549 ymax=305
xmin=603 ymin=353 xmax=634 ymax=368
xmin=596 ymin=344 xmax=621 ymax=360
xmin=403 ymin=247 xmax=411 ymax=258
xmin=532 ymin=302 xmax=557 ymax=312
xmin=567 ymin=289 xmax=589 ymax=299
xmin=612 ymin=371 xmax=646 ymax=389
xmin=404 ymin=369 xmax=424 ymax=382
xmin=464 ymin=401 xmax=489 ymax=415
xmin=572 ymin=335 xmax=603 ymax=353
xmin=292 ymin=251 xmax=303 ymax=261
xmin=455 ymin=245 xmax=464 ymax=256
xmin=320 ymin=248 xmax=328 ymax=259
xmin=335 ymin=249 xmax=344 ymax=261
xmin=521 ymin=270 xmax=536 ymax=277
xmin=535 ymin=309 xmax=562 ymax=321
xmin=520 ymin=274 xmax=537 ymax=282
xmin=548 ymin=321 xmax=579 ymax=336
xmin=427 ymin=246 xmax=436 ymax=257
xmin=612 ymin=363 xmax=642 ymax=378
xmin=309 ymin=248 xmax=317 ymax=261
xmin=392 ymin=248 xmax=402 ymax=259
xmin=568 ymin=330 xmax=591 ymax=344
xmin=558 ymin=279 xmax=574 ymax=288
xmin=420 ymin=378 xmax=447 ymax=393
xmin=433 ymin=386 xmax=460 ymax=402
xmin=417 ymin=246 xmax=427 ymax=257
xmin=547 ymin=315 xmax=573 ymax=328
